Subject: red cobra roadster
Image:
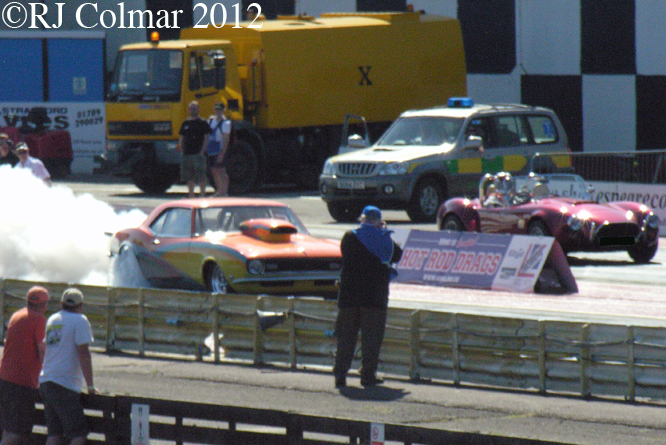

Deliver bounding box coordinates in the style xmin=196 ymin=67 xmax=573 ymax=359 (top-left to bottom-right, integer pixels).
xmin=436 ymin=173 xmax=659 ymax=263
xmin=110 ymin=197 xmax=342 ymax=297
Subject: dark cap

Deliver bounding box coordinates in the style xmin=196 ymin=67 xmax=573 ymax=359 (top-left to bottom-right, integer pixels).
xmin=61 ymin=288 xmax=84 ymax=305
xmin=361 ymin=205 xmax=382 ymax=222
xmin=27 ymin=286 xmax=50 ymax=304
xmin=214 ymin=102 xmax=225 ymax=110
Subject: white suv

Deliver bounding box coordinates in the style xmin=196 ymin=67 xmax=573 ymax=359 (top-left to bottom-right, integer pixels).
xmin=319 ymin=98 xmax=571 ymax=222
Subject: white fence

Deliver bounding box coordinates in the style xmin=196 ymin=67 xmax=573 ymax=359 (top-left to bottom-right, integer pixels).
xmin=3 ymin=278 xmax=666 ymax=403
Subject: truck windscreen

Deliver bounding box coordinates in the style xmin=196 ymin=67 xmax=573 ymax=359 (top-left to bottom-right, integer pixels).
xmin=107 ymin=50 xmax=183 ymax=102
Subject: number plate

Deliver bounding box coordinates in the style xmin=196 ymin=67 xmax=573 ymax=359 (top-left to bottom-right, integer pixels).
xmin=337 ymin=180 xmax=365 ymax=190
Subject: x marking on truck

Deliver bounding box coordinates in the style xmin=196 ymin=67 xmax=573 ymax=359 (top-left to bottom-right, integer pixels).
xmin=358 ymin=66 xmax=372 ymax=86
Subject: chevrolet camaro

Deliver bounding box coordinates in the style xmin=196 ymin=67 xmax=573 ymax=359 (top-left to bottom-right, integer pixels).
xmin=110 ymin=198 xmax=342 ymax=298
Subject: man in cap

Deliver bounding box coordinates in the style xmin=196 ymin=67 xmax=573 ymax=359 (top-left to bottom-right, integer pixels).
xmin=333 ymin=205 xmax=403 ymax=388
xmin=39 ymin=288 xmax=95 ymax=445
xmin=13 ymin=142 xmax=52 ymax=186
xmin=0 ymin=286 xmax=50 ymax=444
xmin=0 ymin=133 xmax=18 ymax=168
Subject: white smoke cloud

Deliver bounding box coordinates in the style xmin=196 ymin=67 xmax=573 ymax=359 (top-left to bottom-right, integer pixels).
xmin=0 ymin=165 xmax=146 ymax=285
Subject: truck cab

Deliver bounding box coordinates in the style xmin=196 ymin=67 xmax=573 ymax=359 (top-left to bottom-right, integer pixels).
xmin=103 ymin=36 xmax=244 ymax=193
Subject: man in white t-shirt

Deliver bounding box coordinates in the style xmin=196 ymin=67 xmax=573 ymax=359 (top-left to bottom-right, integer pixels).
xmin=14 ymin=142 xmax=52 ymax=186
xmin=39 ymin=288 xmax=95 ymax=445
xmin=207 ymin=102 xmax=232 ymax=196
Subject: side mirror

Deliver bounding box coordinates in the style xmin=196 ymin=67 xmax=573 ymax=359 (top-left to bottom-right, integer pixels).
xmin=347 ymin=134 xmax=367 ymax=149
xmin=463 ymin=135 xmax=483 ymax=151
xmin=209 ymin=50 xmax=227 ymax=89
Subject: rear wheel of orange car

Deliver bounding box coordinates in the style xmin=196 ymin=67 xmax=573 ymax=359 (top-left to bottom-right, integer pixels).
xmin=205 ymin=263 xmax=230 ymax=294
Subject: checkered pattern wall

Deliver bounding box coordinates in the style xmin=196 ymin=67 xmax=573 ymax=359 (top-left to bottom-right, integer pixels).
xmin=296 ymin=0 xmax=666 ymax=154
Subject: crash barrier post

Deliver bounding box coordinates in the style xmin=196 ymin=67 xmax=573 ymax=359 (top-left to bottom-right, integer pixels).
xmin=23 ymin=392 xmax=569 ymax=445
xmin=2 ymin=279 xmax=666 ymax=403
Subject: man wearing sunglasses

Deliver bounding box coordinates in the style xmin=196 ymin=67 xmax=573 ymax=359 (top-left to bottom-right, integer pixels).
xmin=14 ymin=142 xmax=52 ymax=186
xmin=0 ymin=133 xmax=19 ymax=168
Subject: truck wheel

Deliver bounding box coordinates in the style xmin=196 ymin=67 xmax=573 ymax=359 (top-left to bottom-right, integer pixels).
xmin=132 ymin=163 xmax=177 ymax=194
xmin=407 ymin=178 xmax=445 ymax=223
xmin=327 ymin=202 xmax=362 ymax=223
xmin=227 ymin=140 xmax=258 ymax=195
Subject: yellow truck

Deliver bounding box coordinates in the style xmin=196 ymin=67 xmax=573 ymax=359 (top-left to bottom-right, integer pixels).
xmin=102 ymin=11 xmax=466 ymax=194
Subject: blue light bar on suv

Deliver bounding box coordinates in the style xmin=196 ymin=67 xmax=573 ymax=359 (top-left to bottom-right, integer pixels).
xmin=447 ymin=97 xmax=474 ymax=108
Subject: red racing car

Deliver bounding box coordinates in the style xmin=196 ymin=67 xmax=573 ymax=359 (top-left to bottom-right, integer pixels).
xmin=436 ymin=172 xmax=659 ymax=263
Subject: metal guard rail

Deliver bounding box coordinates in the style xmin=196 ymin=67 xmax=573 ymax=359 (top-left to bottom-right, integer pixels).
xmin=2 ymin=278 xmax=666 ymax=403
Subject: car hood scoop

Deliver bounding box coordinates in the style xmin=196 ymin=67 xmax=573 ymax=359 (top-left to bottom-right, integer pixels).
xmin=239 ymin=219 xmax=298 ymax=243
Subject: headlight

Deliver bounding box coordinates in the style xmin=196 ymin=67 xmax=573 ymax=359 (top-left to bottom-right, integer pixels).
xmin=379 ymin=162 xmax=409 ymax=175
xmin=247 ymin=259 xmax=265 ymax=275
xmin=645 ymin=213 xmax=660 ymax=230
xmin=322 ymin=160 xmax=336 ymax=175
xmin=567 ymin=215 xmax=583 ymax=231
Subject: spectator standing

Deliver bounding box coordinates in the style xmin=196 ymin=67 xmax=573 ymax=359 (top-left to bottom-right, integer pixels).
xmin=39 ymin=288 xmax=95 ymax=445
xmin=14 ymin=142 xmax=51 ymax=186
xmin=0 ymin=286 xmax=50 ymax=445
xmin=207 ymin=102 xmax=232 ymax=197
xmin=179 ymin=101 xmax=210 ymax=198
xmin=0 ymin=133 xmax=18 ymax=168
xmin=333 ymin=206 xmax=403 ymax=388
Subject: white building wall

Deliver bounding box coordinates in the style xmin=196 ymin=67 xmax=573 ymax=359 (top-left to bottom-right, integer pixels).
xmin=517 ymin=0 xmax=580 ymax=75
xmin=583 ymin=75 xmax=636 ymax=153
xmin=635 ymin=0 xmax=666 ymax=75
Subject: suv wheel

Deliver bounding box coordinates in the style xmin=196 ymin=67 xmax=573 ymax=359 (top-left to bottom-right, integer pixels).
xmin=327 ymin=202 xmax=362 ymax=223
xmin=407 ymin=178 xmax=444 ymax=223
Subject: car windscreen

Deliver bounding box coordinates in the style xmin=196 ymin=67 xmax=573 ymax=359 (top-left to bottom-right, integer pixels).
xmin=194 ymin=206 xmax=309 ymax=235
xmin=375 ymin=116 xmax=464 ymax=146
xmin=107 ymin=49 xmax=183 ymax=102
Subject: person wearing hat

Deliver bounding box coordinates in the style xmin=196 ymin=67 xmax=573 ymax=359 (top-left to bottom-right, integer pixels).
xmin=13 ymin=142 xmax=52 ymax=186
xmin=39 ymin=288 xmax=95 ymax=445
xmin=333 ymin=205 xmax=403 ymax=388
xmin=0 ymin=133 xmax=18 ymax=168
xmin=0 ymin=286 xmax=50 ymax=444
xmin=207 ymin=102 xmax=232 ymax=197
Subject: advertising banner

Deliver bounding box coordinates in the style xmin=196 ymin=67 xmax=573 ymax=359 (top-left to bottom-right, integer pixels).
xmin=590 ymin=181 xmax=666 ymax=235
xmin=394 ymin=230 xmax=555 ymax=293
xmin=0 ymin=102 xmax=105 ymax=173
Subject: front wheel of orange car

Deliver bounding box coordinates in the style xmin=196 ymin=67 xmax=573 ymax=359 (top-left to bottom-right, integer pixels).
xmin=205 ymin=263 xmax=230 ymax=294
